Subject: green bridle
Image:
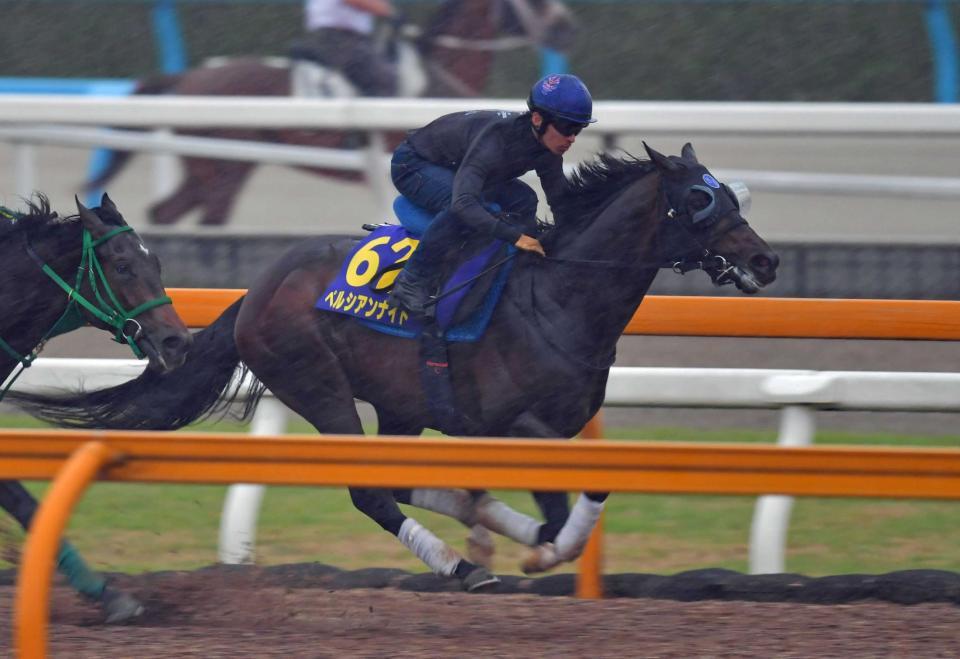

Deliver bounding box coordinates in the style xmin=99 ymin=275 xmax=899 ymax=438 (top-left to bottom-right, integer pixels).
xmin=0 ymin=223 xmax=173 ymax=398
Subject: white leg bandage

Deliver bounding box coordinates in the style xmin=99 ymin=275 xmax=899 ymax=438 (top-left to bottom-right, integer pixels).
xmin=553 ymin=493 xmax=605 ymax=561
xmin=475 ymin=493 xmax=540 ymax=546
xmin=409 ymin=489 xmax=478 ymax=526
xmin=398 ymin=518 xmax=461 ymax=576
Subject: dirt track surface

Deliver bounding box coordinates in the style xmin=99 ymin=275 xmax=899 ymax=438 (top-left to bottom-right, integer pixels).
xmin=3 ymin=565 xmax=960 ymax=657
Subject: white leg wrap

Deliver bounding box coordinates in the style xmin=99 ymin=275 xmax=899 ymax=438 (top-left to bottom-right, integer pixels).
xmin=409 ymin=489 xmax=478 ymax=526
xmin=398 ymin=518 xmax=461 ymax=576
xmin=553 ymin=494 xmax=605 ymax=561
xmin=475 ymin=494 xmax=540 ymax=546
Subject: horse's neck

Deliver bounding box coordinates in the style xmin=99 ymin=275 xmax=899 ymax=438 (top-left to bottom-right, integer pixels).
xmin=529 ymin=176 xmax=665 ymax=363
xmin=0 ymin=222 xmax=82 ymax=344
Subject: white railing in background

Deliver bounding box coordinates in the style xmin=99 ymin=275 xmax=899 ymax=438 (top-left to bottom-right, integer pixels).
xmin=1 ymin=96 xmax=958 ymax=133
xmin=2 ymin=97 xmax=960 ymax=210
xmin=10 ymin=358 xmax=960 ymax=574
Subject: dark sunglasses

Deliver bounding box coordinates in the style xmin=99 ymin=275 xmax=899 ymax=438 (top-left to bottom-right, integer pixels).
xmin=551 ymin=119 xmax=587 ymax=137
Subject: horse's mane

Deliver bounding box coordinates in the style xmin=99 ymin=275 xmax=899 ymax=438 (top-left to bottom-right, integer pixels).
xmin=0 ymin=194 xmax=124 ymax=243
xmin=0 ymin=194 xmax=68 ymax=240
xmin=553 ymin=152 xmax=657 ymax=230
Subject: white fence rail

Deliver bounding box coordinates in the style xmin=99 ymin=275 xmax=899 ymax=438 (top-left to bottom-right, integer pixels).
xmin=2 ymin=97 xmax=960 ymax=208
xmin=1 ymin=96 xmax=958 ymax=134
xmin=10 ymin=357 xmax=960 ymax=574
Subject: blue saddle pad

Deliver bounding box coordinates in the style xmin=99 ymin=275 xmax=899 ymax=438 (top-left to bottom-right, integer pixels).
xmin=315 ymin=224 xmax=515 ymax=341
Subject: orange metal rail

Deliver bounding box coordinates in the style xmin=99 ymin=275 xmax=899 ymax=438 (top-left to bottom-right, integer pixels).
xmin=13 ymin=291 xmax=960 ymax=656
xmin=15 ymin=441 xmax=113 ymax=659
xmin=167 ymin=289 xmax=960 ymax=340
xmin=7 ymin=430 xmax=960 ymax=497
xmin=13 ymin=429 xmax=960 ymax=656
xmin=626 ymin=296 xmax=960 ymax=340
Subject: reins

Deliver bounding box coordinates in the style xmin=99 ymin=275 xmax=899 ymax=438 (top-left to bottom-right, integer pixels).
xmin=0 ymin=223 xmax=172 ymax=400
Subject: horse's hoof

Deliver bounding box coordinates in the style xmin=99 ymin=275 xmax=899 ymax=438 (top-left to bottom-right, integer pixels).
xmin=101 ymin=587 xmax=145 ymax=624
xmin=521 ymin=542 xmax=559 ymax=575
xmin=465 ymin=525 xmax=495 ymax=569
xmin=461 ymin=566 xmax=500 ymax=592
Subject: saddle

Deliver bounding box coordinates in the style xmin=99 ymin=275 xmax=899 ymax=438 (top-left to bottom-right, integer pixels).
xmin=315 ymin=198 xmax=516 ymax=341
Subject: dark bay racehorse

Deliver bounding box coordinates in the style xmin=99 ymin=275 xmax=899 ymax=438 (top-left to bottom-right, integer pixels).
xmin=0 ymin=193 xmax=192 ymax=622
xmin=13 ymin=144 xmax=779 ymax=589
xmin=87 ymin=0 xmax=577 ymax=227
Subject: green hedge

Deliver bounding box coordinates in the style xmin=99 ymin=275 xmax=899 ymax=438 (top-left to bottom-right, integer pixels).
xmin=1 ymin=1 xmax=952 ymax=101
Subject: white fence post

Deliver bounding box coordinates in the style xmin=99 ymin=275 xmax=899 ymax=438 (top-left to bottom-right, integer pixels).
xmin=217 ymin=396 xmax=289 ymax=564
xmin=151 ymin=129 xmax=179 ymax=199
xmin=749 ymin=404 xmax=817 ymax=574
xmin=13 ymin=142 xmax=35 ymax=201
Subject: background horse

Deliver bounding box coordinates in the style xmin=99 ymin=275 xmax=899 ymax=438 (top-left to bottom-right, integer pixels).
xmin=13 ymin=144 xmax=779 ymax=589
xmin=86 ymin=0 xmax=577 ymax=227
xmin=0 ymin=193 xmax=192 ymax=622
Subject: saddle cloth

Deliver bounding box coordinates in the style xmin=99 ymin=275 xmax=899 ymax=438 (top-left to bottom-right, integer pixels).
xmin=315 ymin=222 xmax=515 ymax=341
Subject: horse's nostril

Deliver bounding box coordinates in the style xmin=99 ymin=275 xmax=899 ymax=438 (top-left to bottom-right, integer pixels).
xmin=751 ymin=253 xmax=779 ymax=272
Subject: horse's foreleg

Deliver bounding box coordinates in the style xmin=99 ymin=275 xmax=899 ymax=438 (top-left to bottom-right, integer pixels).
xmin=349 ymin=487 xmax=498 ymax=592
xmin=521 ymin=492 xmax=608 ymax=574
xmin=0 ymin=481 xmax=143 ymax=623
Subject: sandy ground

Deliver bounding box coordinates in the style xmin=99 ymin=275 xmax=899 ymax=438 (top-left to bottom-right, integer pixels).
xmin=4 ymin=566 xmax=960 ymax=658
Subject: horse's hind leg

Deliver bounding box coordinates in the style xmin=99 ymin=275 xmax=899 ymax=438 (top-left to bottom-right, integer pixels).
xmin=378 ymin=414 xmax=540 ymax=570
xmin=343 ymin=413 xmax=498 ymax=590
xmin=148 ymin=157 xmax=207 ymax=225
xmin=0 ymin=480 xmax=143 ymax=623
xmin=197 ymin=161 xmax=254 ymax=226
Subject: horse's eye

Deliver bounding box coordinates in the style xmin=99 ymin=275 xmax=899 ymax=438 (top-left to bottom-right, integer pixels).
xmin=687 ymin=189 xmax=712 ymax=211
xmin=115 ymin=262 xmax=131 ymax=275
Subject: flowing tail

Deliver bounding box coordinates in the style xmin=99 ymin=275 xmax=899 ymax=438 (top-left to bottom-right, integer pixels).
xmin=9 ymin=299 xmax=264 ymax=430
xmin=83 ymin=73 xmax=184 ymax=192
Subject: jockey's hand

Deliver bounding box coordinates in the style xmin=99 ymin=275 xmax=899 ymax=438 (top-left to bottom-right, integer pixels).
xmin=515 ymin=234 xmax=546 ymax=257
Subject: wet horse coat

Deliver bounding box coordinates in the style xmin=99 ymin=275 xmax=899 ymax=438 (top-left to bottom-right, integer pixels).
xmin=12 ymin=146 xmax=779 ymax=586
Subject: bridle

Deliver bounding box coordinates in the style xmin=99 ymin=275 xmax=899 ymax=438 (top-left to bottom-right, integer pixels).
xmin=0 ymin=223 xmax=172 ymax=398
xmin=659 ymin=177 xmax=761 ymax=293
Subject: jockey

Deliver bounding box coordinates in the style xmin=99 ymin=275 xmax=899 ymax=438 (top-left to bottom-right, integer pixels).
xmin=388 ymin=73 xmax=597 ymax=316
xmin=296 ymin=0 xmax=400 ymax=96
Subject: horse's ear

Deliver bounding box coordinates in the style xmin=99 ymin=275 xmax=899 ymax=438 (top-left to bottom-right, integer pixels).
xmin=75 ymin=195 xmax=108 ymax=236
xmin=680 ymin=142 xmax=699 ymax=163
xmin=643 ymin=142 xmax=682 ymax=173
xmin=100 ymin=192 xmax=118 ymax=214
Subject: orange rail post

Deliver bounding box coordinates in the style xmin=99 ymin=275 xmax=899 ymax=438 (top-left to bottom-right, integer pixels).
xmin=15 ymin=441 xmax=114 ymax=659
xmin=576 ymin=412 xmax=606 ymax=599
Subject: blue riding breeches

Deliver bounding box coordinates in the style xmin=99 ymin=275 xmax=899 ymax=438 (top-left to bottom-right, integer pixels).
xmin=390 ymin=142 xmax=539 ymax=282
xmin=390 ymin=142 xmax=539 ymax=224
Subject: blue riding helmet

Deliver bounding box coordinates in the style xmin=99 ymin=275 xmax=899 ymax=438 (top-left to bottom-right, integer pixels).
xmin=527 ymin=74 xmax=597 ymax=125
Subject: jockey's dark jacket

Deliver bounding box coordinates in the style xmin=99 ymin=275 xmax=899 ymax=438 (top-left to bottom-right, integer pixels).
xmin=405 ymin=110 xmax=569 ymax=244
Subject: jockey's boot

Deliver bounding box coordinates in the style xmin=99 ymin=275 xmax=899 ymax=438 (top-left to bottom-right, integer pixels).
xmin=388 ymin=210 xmax=461 ymax=316
xmin=388 ymin=266 xmax=435 ymax=316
